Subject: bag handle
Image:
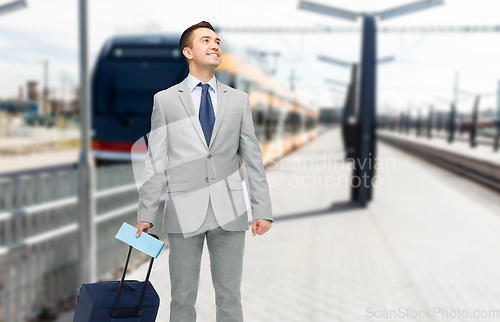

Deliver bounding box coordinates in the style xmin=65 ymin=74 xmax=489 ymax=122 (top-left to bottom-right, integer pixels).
xmin=111 ymin=233 xmax=159 ymax=318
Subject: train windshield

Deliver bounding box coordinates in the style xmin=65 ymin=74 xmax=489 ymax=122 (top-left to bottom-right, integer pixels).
xmin=107 ymin=45 xmax=181 ymax=60
xmin=94 ymin=45 xmax=186 ymax=116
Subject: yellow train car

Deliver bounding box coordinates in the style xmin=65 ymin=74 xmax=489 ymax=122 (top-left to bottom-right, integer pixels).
xmin=215 ymin=52 xmax=320 ymax=166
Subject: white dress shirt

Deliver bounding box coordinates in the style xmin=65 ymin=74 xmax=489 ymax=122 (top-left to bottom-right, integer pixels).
xmin=187 ymin=73 xmax=217 ymax=118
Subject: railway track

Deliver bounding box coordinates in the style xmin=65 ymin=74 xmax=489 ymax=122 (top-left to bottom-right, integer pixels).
xmin=377 ymin=132 xmax=500 ymax=192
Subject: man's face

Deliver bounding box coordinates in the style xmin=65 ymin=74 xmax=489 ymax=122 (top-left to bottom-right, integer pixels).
xmin=185 ymin=27 xmax=222 ymax=69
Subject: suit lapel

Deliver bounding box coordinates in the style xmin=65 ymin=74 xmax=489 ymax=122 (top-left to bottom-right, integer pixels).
xmin=178 ymin=76 xmax=228 ymax=150
xmin=178 ymin=77 xmax=209 ymax=149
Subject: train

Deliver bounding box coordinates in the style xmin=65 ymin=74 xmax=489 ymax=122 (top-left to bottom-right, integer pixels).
xmin=0 ymin=100 xmax=37 ymax=116
xmin=90 ymin=33 xmax=320 ymax=167
xmin=453 ymin=118 xmax=498 ymax=137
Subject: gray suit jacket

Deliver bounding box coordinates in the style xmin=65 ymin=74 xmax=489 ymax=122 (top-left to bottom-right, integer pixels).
xmin=137 ymin=76 xmax=273 ymax=234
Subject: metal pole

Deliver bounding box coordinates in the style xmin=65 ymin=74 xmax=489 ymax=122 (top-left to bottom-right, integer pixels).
xmin=344 ymin=64 xmax=358 ymax=161
xmin=427 ymin=105 xmax=433 ymax=139
xmin=416 ymin=108 xmax=421 ymax=137
xmin=44 ymin=60 xmax=48 ymax=114
xmin=453 ymin=70 xmax=459 ymax=106
xmin=494 ymin=80 xmax=500 ymax=152
xmin=399 ymin=111 xmax=404 ymax=133
xmin=405 ymin=109 xmax=410 ymax=134
xmin=448 ymin=71 xmax=459 ymax=143
xmin=352 ymin=14 xmax=376 ymax=206
xmin=447 ymin=102 xmax=456 ymax=143
xmin=470 ymin=95 xmax=479 ymax=148
xmin=77 ymin=0 xmax=96 ymax=285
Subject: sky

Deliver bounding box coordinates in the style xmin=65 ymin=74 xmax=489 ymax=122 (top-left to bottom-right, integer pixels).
xmin=0 ymin=0 xmax=499 ymax=114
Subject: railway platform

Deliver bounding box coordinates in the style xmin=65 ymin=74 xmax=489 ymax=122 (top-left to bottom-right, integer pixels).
xmin=60 ymin=127 xmax=500 ymax=322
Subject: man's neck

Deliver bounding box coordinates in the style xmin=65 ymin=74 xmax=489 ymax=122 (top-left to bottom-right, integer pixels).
xmin=189 ymin=67 xmax=215 ymax=84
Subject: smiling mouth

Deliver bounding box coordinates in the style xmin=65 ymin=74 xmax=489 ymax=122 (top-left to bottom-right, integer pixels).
xmin=208 ymin=53 xmax=219 ymax=57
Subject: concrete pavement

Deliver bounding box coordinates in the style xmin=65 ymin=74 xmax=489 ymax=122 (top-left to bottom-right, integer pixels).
xmin=67 ymin=127 xmax=500 ymax=322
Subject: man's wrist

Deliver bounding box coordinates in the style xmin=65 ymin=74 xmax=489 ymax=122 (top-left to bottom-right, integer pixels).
xmin=252 ymin=216 xmax=273 ymax=223
xmin=140 ymin=221 xmax=153 ymax=228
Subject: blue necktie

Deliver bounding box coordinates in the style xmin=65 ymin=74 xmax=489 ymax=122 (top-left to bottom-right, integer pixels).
xmin=198 ymin=82 xmax=215 ymax=147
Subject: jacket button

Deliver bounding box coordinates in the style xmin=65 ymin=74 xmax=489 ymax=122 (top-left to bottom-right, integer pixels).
xmin=207 ymin=154 xmax=212 ymax=159
xmin=205 ymin=177 xmax=209 ymax=182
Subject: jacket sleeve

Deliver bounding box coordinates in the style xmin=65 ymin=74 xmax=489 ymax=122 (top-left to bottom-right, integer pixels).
xmin=137 ymin=93 xmax=168 ymax=227
xmin=237 ymin=93 xmax=273 ymax=223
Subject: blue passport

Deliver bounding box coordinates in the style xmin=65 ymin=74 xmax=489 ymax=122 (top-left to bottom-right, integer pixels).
xmin=115 ymin=222 xmax=165 ymax=258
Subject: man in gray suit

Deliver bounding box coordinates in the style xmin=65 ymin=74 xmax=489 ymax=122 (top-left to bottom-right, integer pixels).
xmin=135 ymin=21 xmax=273 ymax=322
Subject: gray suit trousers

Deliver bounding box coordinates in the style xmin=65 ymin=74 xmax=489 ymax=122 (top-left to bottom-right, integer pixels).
xmin=166 ymin=198 xmax=246 ymax=322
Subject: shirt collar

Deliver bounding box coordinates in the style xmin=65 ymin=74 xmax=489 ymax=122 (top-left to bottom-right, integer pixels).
xmin=187 ymin=73 xmax=217 ymax=94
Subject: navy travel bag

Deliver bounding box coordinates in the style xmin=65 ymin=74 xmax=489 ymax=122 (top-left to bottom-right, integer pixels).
xmin=73 ymin=233 xmax=161 ymax=321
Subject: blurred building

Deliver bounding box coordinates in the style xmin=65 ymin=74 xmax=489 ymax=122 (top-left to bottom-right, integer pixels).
xmin=27 ymin=80 xmax=40 ymax=101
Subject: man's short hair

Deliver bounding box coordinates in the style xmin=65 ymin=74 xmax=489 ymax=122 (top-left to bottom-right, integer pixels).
xmin=179 ymin=21 xmax=216 ymax=66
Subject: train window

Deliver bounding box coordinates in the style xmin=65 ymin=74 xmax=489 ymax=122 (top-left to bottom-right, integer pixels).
xmin=252 ymin=106 xmax=266 ymax=143
xmin=283 ymin=112 xmax=302 ymax=136
xmin=236 ymin=77 xmax=252 ymax=93
xmin=293 ymin=113 xmax=301 ymax=134
xmin=102 ymin=68 xmax=182 ymax=115
xmin=305 ymin=116 xmax=316 ymax=130
xmin=265 ymin=118 xmax=273 ymax=141
xmin=255 ymin=110 xmax=264 ymax=126
xmin=107 ymin=46 xmax=181 ymax=60
xmin=215 ymin=70 xmax=232 ymax=87
xmin=284 ymin=113 xmax=291 ymax=136
xmin=245 ymin=81 xmax=252 ymax=94
xmin=264 ymin=109 xmax=279 ymax=142
xmin=229 ymin=77 xmax=237 ymax=89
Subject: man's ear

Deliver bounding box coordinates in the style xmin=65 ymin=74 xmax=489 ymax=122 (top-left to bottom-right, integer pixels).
xmin=183 ymin=47 xmax=192 ymax=60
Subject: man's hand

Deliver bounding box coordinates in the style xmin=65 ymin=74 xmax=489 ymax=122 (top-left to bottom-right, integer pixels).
xmin=136 ymin=221 xmax=152 ymax=237
xmin=252 ymin=219 xmax=272 ymax=236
